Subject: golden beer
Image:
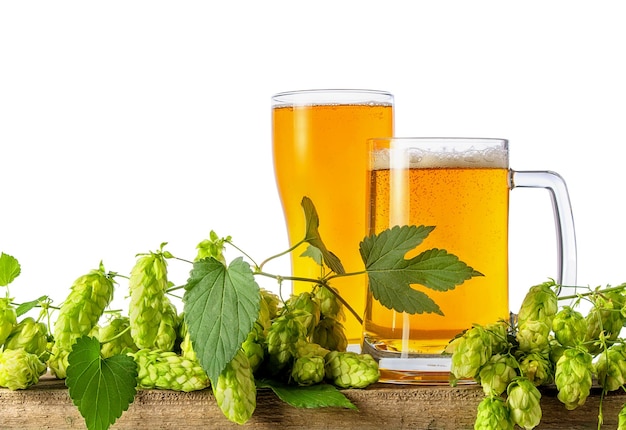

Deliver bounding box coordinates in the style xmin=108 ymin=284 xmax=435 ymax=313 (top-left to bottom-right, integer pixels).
xmin=364 ymin=143 xmax=510 ymax=363
xmin=272 ymin=90 xmax=393 ymax=344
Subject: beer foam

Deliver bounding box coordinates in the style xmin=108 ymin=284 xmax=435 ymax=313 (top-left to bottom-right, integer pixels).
xmin=372 ymin=146 xmax=508 ymax=170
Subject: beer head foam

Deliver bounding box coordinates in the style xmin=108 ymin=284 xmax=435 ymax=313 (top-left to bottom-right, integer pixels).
xmin=372 ymin=146 xmax=508 ymax=170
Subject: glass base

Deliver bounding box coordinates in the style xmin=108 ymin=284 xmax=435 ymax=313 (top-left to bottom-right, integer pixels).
xmin=362 ymin=340 xmax=474 ymax=386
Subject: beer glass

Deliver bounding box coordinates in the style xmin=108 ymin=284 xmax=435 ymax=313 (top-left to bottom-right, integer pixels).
xmin=272 ymin=89 xmax=394 ymax=345
xmin=363 ymin=137 xmax=576 ymax=383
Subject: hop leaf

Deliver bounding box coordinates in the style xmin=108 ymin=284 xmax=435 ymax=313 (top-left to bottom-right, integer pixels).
xmin=183 ymin=256 xmax=261 ymax=384
xmin=66 ymin=336 xmax=138 ymax=430
xmin=360 ymin=225 xmax=482 ymax=315
xmin=0 ymin=252 xmax=21 ymax=287
xmin=301 ymin=197 xmax=345 ymax=275
xmin=257 ymin=379 xmax=357 ymax=410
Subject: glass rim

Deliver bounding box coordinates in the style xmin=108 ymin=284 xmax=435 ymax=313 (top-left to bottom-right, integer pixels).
xmin=368 ymin=137 xmax=509 ymax=150
xmin=272 ymin=89 xmax=393 ymax=106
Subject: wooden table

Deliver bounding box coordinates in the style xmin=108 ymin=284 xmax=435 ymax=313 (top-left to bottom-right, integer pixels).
xmin=1 ymin=375 xmax=624 ymax=429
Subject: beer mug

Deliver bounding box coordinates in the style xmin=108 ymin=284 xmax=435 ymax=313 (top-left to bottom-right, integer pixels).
xmin=272 ymin=89 xmax=394 ymax=345
xmin=362 ymin=137 xmax=576 ymax=383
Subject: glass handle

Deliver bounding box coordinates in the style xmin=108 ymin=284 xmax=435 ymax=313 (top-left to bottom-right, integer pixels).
xmin=510 ymin=170 xmax=578 ymax=288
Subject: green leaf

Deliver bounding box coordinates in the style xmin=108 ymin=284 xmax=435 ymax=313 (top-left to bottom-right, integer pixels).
xmin=0 ymin=252 xmax=21 ymax=287
xmin=360 ymin=225 xmax=483 ymax=316
xmin=257 ymin=380 xmax=357 ymax=410
xmin=183 ymin=256 xmax=261 ymax=384
xmin=15 ymin=295 xmax=48 ymax=317
xmin=301 ymin=197 xmax=345 ymax=275
xmin=300 ymin=245 xmax=323 ymax=266
xmin=66 ymin=336 xmax=138 ymax=430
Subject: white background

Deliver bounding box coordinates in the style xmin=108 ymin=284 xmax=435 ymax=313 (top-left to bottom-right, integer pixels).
xmin=1 ymin=1 xmax=624 ymax=316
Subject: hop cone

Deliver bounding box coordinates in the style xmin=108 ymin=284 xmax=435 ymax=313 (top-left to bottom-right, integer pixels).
xmin=619 ymin=403 xmax=626 ymax=430
xmin=312 ymin=317 xmax=348 ymax=352
xmin=478 ymin=353 xmax=518 ymax=396
xmin=0 ymin=348 xmax=47 ymax=390
xmin=256 ymin=293 xmax=272 ymax=335
xmin=129 ymin=252 xmax=169 ymax=349
xmin=4 ymin=316 xmax=48 ymax=356
xmin=549 ymin=337 xmax=566 ymax=365
xmin=154 ymin=297 xmax=179 ymax=352
xmin=484 ymin=321 xmax=511 ymax=355
xmin=519 ymin=351 xmax=553 ymax=386
xmin=265 ymin=311 xmax=308 ymax=372
xmin=98 ymin=316 xmax=138 ymax=358
xmin=292 ymin=355 xmax=325 ymax=386
xmin=314 ymin=285 xmax=344 ymax=320
xmin=324 ymin=351 xmax=379 ymax=388
xmin=295 ymin=339 xmax=330 ymax=359
xmin=595 ymin=344 xmax=626 ymax=392
xmin=584 ymin=291 xmax=625 ymax=354
xmin=213 ymin=349 xmax=256 ymax=425
xmin=552 ymin=306 xmax=587 ymax=348
xmin=506 ymin=377 xmax=542 ymax=430
xmin=49 ymin=263 xmax=114 ymax=378
xmin=517 ymin=280 xmax=558 ymax=326
xmin=131 ymin=349 xmax=209 ymax=392
xmin=555 ymin=347 xmax=593 ymax=410
xmin=474 ymin=395 xmax=514 ymax=430
xmin=242 ymin=322 xmax=266 ymax=373
xmin=451 ymin=325 xmax=493 ymax=380
xmin=282 ymin=292 xmax=320 ymax=337
xmin=260 ymin=288 xmax=281 ymax=320
xmin=0 ymin=297 xmax=17 ymax=346
xmin=178 ymin=320 xmax=197 ymax=361
xmin=516 ymin=319 xmax=551 ymax=353
xmin=195 ymin=230 xmax=229 ymax=264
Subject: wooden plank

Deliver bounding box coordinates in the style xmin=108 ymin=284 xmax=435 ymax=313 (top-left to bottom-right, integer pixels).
xmin=1 ymin=376 xmax=624 ymax=429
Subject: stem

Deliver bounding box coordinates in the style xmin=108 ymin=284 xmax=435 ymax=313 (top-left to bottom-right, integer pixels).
xmin=99 ymin=325 xmax=132 ymax=345
xmin=558 ymin=283 xmax=626 ymax=302
xmin=254 ymin=271 xmax=321 ymax=285
xmin=254 ymin=270 xmax=364 ymax=325
xmin=166 ymin=284 xmax=186 ymax=294
xmin=222 ymin=240 xmax=259 ymax=268
xmin=597 ymin=388 xmax=605 ymax=430
xmin=172 ymin=256 xmax=194 ymax=265
xmin=325 ymin=270 xmax=367 ymax=282
xmin=257 ymin=239 xmax=305 ymax=271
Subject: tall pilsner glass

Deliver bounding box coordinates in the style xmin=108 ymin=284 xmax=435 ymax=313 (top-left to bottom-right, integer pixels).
xmin=272 ymin=89 xmax=394 ymax=345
